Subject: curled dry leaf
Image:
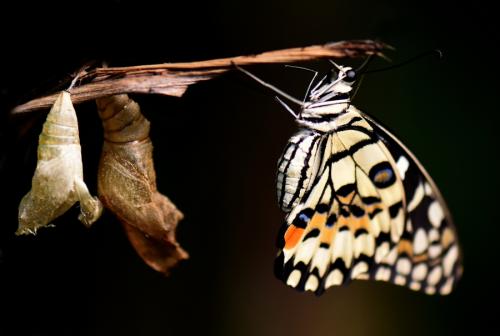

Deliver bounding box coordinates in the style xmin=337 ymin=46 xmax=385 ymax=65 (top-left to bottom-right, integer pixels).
xmin=17 ymin=91 xmax=103 ymax=235
xmin=96 ymin=94 xmax=188 ymax=274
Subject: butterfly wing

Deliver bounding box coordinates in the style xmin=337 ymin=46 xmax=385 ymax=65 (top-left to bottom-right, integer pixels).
xmin=275 ymin=108 xmax=407 ymax=295
xmin=360 ymin=110 xmax=463 ymax=295
xmin=274 ymin=107 xmax=462 ymax=295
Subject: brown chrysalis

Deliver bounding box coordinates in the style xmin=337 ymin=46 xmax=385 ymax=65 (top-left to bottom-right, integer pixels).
xmin=96 ymin=94 xmax=188 ymax=274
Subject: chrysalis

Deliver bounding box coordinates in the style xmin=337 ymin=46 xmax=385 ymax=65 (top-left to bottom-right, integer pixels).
xmin=17 ymin=91 xmax=103 ymax=235
xmin=96 ymin=94 xmax=188 ymax=274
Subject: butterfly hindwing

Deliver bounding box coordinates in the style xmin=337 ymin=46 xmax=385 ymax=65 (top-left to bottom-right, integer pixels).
xmin=275 ymin=108 xmax=409 ymax=295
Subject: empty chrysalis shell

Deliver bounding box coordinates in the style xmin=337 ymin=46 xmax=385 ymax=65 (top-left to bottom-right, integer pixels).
xmin=17 ymin=91 xmax=103 ymax=235
xmin=97 ymin=94 xmax=188 ymax=274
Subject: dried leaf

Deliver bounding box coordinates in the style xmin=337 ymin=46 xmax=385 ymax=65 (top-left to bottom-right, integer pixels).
xmin=96 ymin=94 xmax=187 ymax=274
xmin=17 ymin=91 xmax=103 ymax=235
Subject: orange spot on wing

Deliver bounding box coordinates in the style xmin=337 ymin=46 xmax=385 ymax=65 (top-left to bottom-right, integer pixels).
xmin=338 ymin=211 xmax=370 ymax=233
xmin=397 ymin=240 xmax=414 ymax=257
xmin=441 ymin=228 xmax=455 ymax=248
xmin=338 ymin=215 xmax=349 ymax=227
xmin=413 ymin=253 xmax=429 ymax=263
xmin=320 ymin=226 xmax=335 ymax=245
xmin=309 ymin=213 xmax=327 ymax=229
xmin=338 ymin=191 xmax=355 ymax=204
xmin=284 ymin=225 xmax=305 ymax=250
xmin=366 ymin=204 xmax=380 ymax=213
xmin=352 ymin=215 xmax=370 ymax=232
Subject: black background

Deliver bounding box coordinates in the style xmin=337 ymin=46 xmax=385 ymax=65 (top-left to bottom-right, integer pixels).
xmin=1 ymin=1 xmax=499 ymax=335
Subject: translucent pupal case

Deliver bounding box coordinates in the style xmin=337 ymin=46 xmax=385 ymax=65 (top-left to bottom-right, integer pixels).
xmin=17 ymin=91 xmax=102 ymax=235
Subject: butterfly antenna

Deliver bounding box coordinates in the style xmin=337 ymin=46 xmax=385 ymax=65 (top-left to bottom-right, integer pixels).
xmin=235 ymin=64 xmax=304 ymax=106
xmin=284 ymin=64 xmax=316 ymax=73
xmin=356 ymin=54 xmax=375 ymax=73
xmin=328 ymin=60 xmax=343 ymax=71
xmin=364 ymin=49 xmax=443 ymax=74
xmin=284 ymin=65 xmax=319 ymax=103
xmin=275 ymin=96 xmax=299 ymax=119
xmin=350 ymin=74 xmax=365 ymax=101
xmin=310 ymin=74 xmax=327 ymax=93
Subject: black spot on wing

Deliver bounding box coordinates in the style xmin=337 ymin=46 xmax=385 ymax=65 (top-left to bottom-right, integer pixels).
xmin=350 ymin=204 xmax=365 ymax=217
xmin=354 ymin=228 xmax=369 ymax=237
xmin=389 ymin=201 xmax=403 ymax=218
xmin=293 ymin=208 xmax=315 ymax=228
xmin=362 ymin=196 xmax=381 ymax=205
xmin=316 ymin=203 xmax=329 ymax=213
xmin=340 ymin=207 xmax=350 ymax=217
xmin=400 ymin=230 xmax=414 ymax=241
xmin=369 ymin=207 xmax=383 ymax=219
xmin=330 ymin=258 xmax=349 ymax=283
xmin=337 ymin=183 xmax=356 ymax=197
xmin=369 ymin=161 xmax=396 ymax=188
xmin=409 ymin=195 xmax=436 ymax=231
xmin=326 ymin=214 xmax=337 ymax=227
xmin=303 ymin=228 xmax=320 ymax=240
xmin=375 ymin=232 xmax=391 ymax=245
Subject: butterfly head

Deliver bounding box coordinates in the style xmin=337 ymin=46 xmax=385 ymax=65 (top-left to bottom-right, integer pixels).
xmin=308 ymin=64 xmax=356 ymax=103
xmin=235 ymin=61 xmax=361 ymax=126
xmin=299 ymin=63 xmax=358 ymax=123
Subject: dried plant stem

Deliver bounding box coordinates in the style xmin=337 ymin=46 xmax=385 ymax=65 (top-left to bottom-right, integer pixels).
xmin=11 ymin=40 xmax=387 ymax=115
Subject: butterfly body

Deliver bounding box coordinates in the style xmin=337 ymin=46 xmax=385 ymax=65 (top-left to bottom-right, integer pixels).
xmin=273 ymin=64 xmax=462 ymax=295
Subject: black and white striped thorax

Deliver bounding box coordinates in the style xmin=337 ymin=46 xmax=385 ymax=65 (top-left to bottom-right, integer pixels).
xmin=277 ymin=65 xmax=358 ymax=211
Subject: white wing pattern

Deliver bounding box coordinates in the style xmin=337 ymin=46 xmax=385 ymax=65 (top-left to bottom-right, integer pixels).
xmin=274 ymin=106 xmax=462 ymax=295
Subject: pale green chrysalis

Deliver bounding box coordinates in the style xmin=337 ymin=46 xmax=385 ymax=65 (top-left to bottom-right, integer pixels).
xmin=17 ymin=91 xmax=102 ymax=235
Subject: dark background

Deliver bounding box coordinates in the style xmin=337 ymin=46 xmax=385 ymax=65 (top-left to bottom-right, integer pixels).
xmin=0 ymin=0 xmax=498 ymax=335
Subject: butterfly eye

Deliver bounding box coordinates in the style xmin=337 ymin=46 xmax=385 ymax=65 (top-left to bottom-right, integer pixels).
xmin=345 ymin=70 xmax=357 ymax=82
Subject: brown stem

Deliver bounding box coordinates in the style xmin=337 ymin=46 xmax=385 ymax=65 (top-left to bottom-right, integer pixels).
xmin=11 ymin=40 xmax=388 ymax=115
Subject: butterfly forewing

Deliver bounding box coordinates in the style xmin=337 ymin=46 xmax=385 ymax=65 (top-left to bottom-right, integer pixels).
xmin=361 ymin=111 xmax=463 ymax=295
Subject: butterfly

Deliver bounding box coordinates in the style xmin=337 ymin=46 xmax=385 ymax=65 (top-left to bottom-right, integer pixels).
xmin=238 ymin=60 xmax=463 ymax=295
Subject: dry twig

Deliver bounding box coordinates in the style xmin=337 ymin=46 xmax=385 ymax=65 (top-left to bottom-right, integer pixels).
xmin=11 ymin=40 xmax=387 ymax=115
